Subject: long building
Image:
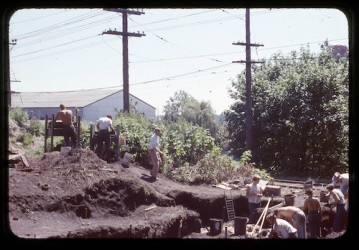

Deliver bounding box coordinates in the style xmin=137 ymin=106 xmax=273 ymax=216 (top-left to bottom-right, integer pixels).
xmin=11 ymin=88 xmax=156 ymax=122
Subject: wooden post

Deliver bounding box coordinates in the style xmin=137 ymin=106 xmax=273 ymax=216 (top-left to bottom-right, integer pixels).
xmin=50 ymin=113 xmax=55 ymax=151
xmin=77 ymin=115 xmax=81 ymax=148
xmin=178 ymin=218 xmax=183 ymax=238
xmin=44 ymin=115 xmax=48 ymax=152
xmin=115 ymin=125 xmax=120 ymax=161
xmin=89 ymin=124 xmax=94 ymax=150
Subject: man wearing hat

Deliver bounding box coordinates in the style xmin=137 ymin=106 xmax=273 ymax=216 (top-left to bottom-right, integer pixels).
xmin=148 ymin=127 xmax=163 ymax=181
xmin=332 ymin=172 xmax=349 ymax=199
xmin=303 ymin=189 xmax=322 ymax=238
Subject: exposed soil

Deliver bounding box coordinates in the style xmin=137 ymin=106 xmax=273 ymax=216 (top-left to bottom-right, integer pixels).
xmin=5 ymin=119 xmax=349 ymax=241
xmin=7 ymin=148 xmax=347 ymax=240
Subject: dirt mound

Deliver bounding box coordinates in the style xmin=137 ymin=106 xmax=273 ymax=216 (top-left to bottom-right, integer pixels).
xmin=6 ymin=117 xmax=349 ymax=239
xmin=8 ymin=148 xmax=217 ymax=238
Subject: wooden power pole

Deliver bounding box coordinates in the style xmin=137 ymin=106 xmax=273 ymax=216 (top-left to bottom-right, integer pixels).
xmin=233 ymin=8 xmax=264 ymax=151
xmin=103 ymin=8 xmax=145 ymax=113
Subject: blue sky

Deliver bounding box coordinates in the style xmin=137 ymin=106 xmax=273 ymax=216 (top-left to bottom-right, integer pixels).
xmin=9 ymin=8 xmax=349 ymax=115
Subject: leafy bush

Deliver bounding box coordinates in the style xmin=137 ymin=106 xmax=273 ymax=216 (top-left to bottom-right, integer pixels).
xmin=169 ymin=149 xmax=272 ymax=185
xmin=114 ymin=113 xmax=156 ymax=166
xmin=28 ymin=117 xmax=43 ymax=136
xmin=161 ymin=118 xmax=215 ymax=167
xmin=169 ymin=148 xmax=234 ymax=184
xmin=79 ymin=120 xmax=91 ymax=148
xmin=9 ymin=107 xmax=28 ymax=127
xmin=16 ymin=133 xmax=33 ymax=147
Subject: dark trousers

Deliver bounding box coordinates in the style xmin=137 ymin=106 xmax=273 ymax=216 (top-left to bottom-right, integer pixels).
xmin=248 ymin=202 xmax=261 ymax=224
xmin=96 ymin=130 xmax=110 ymax=161
xmin=308 ymin=211 xmax=321 ymax=238
xmin=333 ymin=203 xmax=346 ymax=232
xmin=63 ymin=124 xmax=77 ymax=147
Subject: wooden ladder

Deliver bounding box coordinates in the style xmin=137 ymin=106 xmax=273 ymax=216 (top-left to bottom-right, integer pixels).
xmin=224 ymin=191 xmax=235 ymax=221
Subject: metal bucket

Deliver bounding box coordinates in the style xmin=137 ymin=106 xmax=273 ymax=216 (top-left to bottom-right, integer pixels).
xmin=320 ymin=190 xmax=329 ymax=202
xmin=234 ymin=217 xmax=248 ymax=236
xmin=284 ymin=194 xmax=295 ymax=206
xmin=209 ymin=218 xmax=223 ymax=235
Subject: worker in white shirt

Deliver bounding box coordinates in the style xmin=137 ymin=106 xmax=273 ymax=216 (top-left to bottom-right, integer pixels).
xmin=148 ymin=127 xmax=163 ymax=181
xmin=332 ymin=172 xmax=349 ymax=198
xmin=96 ymin=115 xmax=114 ymax=162
xmin=266 ymin=213 xmax=298 ymax=239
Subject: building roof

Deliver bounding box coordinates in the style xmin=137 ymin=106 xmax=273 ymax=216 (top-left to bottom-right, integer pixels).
xmin=11 ymin=88 xmax=154 ymax=108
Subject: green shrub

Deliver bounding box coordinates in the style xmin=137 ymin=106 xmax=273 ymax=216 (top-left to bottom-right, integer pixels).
xmin=9 ymin=107 xmax=28 ymax=127
xmin=161 ymin=119 xmax=215 ymax=167
xmin=114 ymin=113 xmax=155 ymax=166
xmin=28 ymin=117 xmax=43 ymax=136
xmin=79 ymin=120 xmax=91 ymax=148
xmin=16 ymin=133 xmax=33 ymax=146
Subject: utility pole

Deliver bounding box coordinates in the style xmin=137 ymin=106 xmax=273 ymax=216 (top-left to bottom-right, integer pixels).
xmin=8 ymin=39 xmax=18 ymax=107
xmin=233 ymin=8 xmax=264 ymax=151
xmin=103 ymin=8 xmax=145 ymax=113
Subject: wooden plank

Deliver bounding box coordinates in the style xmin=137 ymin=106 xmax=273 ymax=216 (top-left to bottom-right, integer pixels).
xmin=9 ymin=154 xmax=21 ymax=161
xmin=98 ymin=168 xmax=118 ymax=173
xmin=144 ymin=205 xmax=157 ymax=211
xmin=212 ymin=184 xmax=232 ymax=190
xmin=20 ymin=155 xmax=30 ymax=167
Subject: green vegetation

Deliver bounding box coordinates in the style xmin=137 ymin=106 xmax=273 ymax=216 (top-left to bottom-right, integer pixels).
xmin=8 ymin=43 xmax=348 ymax=182
xmin=163 ymin=90 xmax=221 ymax=140
xmin=9 ymin=107 xmax=29 ymax=127
xmin=16 ymin=132 xmax=32 ymax=146
xmin=226 ymin=42 xmax=349 ymax=177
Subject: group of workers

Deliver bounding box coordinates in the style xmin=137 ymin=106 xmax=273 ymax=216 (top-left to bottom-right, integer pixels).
xmin=247 ymin=172 xmax=349 ymax=239
xmin=55 ymin=104 xmax=349 ymax=237
xmin=55 ymin=104 xmax=163 ymax=179
xmin=55 ymin=103 xmax=115 ymax=163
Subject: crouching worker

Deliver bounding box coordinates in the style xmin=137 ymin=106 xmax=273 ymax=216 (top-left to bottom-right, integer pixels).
xmin=273 ymin=206 xmax=307 ymax=239
xmin=266 ymin=213 xmax=298 ymax=239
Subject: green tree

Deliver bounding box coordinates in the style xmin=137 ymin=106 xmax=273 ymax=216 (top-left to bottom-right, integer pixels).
xmin=163 ymin=90 xmax=195 ymax=122
xmin=163 ymin=90 xmax=220 ymax=138
xmin=226 ymin=43 xmax=349 ymax=177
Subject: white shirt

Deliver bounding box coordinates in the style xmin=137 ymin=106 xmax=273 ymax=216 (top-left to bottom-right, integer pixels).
xmin=97 ymin=117 xmax=112 ymax=130
xmin=274 ymin=218 xmax=297 ymax=239
xmin=331 ymin=189 xmax=346 ymax=205
xmin=332 ymin=173 xmax=349 ymax=188
xmin=246 ymin=183 xmax=263 ymax=204
xmin=149 ymin=133 xmax=160 ymax=150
